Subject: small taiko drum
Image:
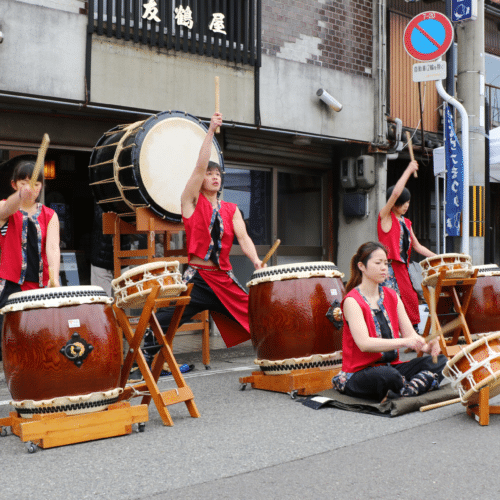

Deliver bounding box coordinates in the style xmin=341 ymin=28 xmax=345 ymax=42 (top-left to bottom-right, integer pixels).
xmin=443 ymin=331 xmax=500 ymax=404
xmin=247 ymin=262 xmax=344 ymax=375
xmin=1 ymin=286 xmax=122 ymax=418
xmin=420 ymin=252 xmax=472 ymax=287
xmin=112 ymin=261 xmax=186 ymax=309
xmin=465 ymin=265 xmax=500 ymax=335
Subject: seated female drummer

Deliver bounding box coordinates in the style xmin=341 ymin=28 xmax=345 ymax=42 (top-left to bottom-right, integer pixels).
xmin=332 ymin=241 xmax=447 ymax=402
xmin=0 ymin=157 xmax=61 ymax=360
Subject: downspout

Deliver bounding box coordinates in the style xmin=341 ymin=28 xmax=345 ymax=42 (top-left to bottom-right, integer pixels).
xmin=254 ymin=0 xmax=262 ymax=127
xmin=436 ymin=79 xmax=470 ymax=255
xmin=85 ymin=0 xmax=94 ymax=104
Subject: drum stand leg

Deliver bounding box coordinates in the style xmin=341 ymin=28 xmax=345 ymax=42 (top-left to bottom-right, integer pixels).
xmin=421 ymin=268 xmax=478 ymax=359
xmin=466 ymin=386 xmax=500 ymax=426
xmin=115 ymin=284 xmax=200 ymax=426
xmin=239 ymin=368 xmax=341 ymax=398
xmin=0 ymin=402 xmax=149 ymax=451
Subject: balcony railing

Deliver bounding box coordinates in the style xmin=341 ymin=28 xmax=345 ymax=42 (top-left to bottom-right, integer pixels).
xmin=88 ymin=0 xmax=261 ymax=67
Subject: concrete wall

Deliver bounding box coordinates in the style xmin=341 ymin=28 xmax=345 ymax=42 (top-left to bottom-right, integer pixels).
xmin=90 ymin=37 xmax=255 ymax=122
xmin=0 ymin=1 xmax=87 ymax=100
xmin=260 ymin=55 xmax=374 ymax=141
xmin=336 ymin=156 xmax=387 ymax=276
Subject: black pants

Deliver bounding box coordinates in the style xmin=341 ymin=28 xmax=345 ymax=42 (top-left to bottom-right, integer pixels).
xmin=144 ymin=272 xmax=236 ymax=361
xmin=155 ymin=271 xmax=236 ymax=331
xmin=343 ymin=354 xmax=448 ymax=401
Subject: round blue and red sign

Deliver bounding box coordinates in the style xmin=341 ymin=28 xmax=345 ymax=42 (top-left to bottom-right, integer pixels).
xmin=404 ymin=11 xmax=454 ymax=62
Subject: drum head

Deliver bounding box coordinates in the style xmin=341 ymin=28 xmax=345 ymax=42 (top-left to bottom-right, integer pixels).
xmin=132 ymin=111 xmax=224 ymax=222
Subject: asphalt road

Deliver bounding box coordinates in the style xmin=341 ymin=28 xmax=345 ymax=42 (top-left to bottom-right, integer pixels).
xmin=1 ymin=348 xmax=500 ymax=500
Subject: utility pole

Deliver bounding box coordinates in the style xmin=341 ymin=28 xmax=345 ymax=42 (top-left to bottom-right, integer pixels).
xmin=456 ymin=0 xmax=486 ymax=264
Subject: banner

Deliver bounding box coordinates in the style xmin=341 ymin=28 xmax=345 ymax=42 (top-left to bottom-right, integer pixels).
xmin=445 ymin=105 xmax=464 ymax=237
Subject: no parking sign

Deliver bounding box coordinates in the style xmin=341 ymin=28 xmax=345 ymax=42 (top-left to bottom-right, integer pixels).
xmin=404 ymin=11 xmax=454 ymax=62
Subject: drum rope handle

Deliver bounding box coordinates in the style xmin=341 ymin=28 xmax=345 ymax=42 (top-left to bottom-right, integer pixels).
xmin=89 ymin=159 xmax=114 ymax=168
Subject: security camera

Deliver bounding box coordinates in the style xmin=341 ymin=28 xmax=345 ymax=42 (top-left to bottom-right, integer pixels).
xmin=316 ymin=88 xmax=343 ymax=112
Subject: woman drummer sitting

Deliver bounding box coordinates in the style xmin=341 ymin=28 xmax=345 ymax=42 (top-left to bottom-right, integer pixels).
xmin=332 ymin=242 xmax=446 ymax=402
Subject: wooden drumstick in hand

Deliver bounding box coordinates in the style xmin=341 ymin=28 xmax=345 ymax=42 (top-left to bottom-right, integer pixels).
xmin=215 ymin=76 xmax=220 ymax=134
xmin=262 ymin=239 xmax=281 ymax=266
xmin=31 ymin=133 xmax=50 ymax=189
xmin=405 ymin=131 xmax=418 ymax=178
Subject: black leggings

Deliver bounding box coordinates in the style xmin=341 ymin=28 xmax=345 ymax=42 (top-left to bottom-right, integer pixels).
xmin=343 ymin=355 xmax=448 ymax=401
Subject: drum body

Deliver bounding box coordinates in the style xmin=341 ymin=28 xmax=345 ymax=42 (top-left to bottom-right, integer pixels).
xmin=89 ymin=110 xmax=224 ymax=223
xmin=466 ymin=266 xmax=500 ymax=335
xmin=247 ymin=262 xmax=344 ymax=374
xmin=443 ymin=332 xmax=500 ymax=404
xmin=112 ymin=261 xmax=187 ymax=309
xmin=420 ymin=253 xmax=472 ymax=286
xmin=1 ymin=286 xmax=122 ymax=417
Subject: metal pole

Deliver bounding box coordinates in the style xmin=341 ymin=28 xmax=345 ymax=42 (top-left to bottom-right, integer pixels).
xmin=436 ymin=79 xmax=470 ymax=255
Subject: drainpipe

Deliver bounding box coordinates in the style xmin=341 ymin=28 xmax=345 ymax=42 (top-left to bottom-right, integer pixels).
xmin=436 ymin=79 xmax=469 ymax=255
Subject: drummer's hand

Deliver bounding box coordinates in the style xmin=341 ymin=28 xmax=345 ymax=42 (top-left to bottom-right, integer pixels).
xmin=404 ymin=336 xmax=426 ymax=352
xmin=428 ymin=338 xmax=441 ymax=358
xmin=18 ymin=183 xmax=38 ymax=204
xmin=254 ymin=259 xmax=265 ymax=270
xmin=210 ymin=112 xmax=222 ymax=132
xmin=407 ymin=160 xmax=419 ymax=175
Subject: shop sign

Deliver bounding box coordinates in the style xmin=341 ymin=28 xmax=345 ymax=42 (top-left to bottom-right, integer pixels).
xmin=142 ymin=1 xmax=227 ymax=35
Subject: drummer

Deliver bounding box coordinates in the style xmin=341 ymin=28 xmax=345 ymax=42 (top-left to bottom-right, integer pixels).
xmin=332 ymin=242 xmax=446 ymax=402
xmin=378 ymin=160 xmax=435 ymax=333
xmin=0 ymin=157 xmax=61 ymax=360
xmin=152 ymin=112 xmax=263 ymax=361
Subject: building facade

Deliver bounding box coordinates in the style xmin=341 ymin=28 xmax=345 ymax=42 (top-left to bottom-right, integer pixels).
xmin=1 ymin=0 xmax=500 ymax=286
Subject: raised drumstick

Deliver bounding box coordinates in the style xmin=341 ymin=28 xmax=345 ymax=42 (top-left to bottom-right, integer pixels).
xmin=31 ymin=134 xmax=50 ymax=189
xmin=406 ymin=131 xmax=418 ymax=178
xmin=262 ymin=239 xmax=281 ymax=266
xmin=215 ymin=76 xmax=220 ymax=134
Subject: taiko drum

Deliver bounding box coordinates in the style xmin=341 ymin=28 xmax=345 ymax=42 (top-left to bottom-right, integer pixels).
xmin=465 ymin=266 xmax=500 ymax=335
xmin=443 ymin=331 xmax=500 ymax=404
xmin=1 ymin=287 xmax=122 ymax=406
xmin=247 ymin=262 xmax=344 ymax=362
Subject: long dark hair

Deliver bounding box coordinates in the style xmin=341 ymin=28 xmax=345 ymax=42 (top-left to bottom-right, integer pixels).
xmin=345 ymin=241 xmax=388 ymax=293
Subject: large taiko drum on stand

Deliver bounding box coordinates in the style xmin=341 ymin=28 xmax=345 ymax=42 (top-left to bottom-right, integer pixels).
xmin=465 ymin=265 xmax=500 ymax=335
xmin=89 ymin=110 xmax=224 ymax=223
xmin=1 ymin=286 xmax=122 ymax=418
xmin=443 ymin=331 xmax=500 ymax=404
xmin=247 ymin=262 xmax=344 ymax=374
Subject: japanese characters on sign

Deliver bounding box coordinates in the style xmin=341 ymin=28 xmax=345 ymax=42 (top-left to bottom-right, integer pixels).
xmin=412 ymin=60 xmax=446 ymax=82
xmin=142 ymin=1 xmax=227 ymax=34
xmin=445 ymin=105 xmax=464 ymax=237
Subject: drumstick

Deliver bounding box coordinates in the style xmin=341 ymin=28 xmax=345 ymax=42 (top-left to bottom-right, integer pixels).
xmin=427 ymin=285 xmax=439 ymax=363
xmin=31 ymin=133 xmax=50 ymax=189
xmin=262 ymin=239 xmax=281 ymax=266
xmin=419 ymin=397 xmax=461 ymax=412
xmin=405 ymin=131 xmax=418 ymax=178
xmin=215 ymin=76 xmax=220 ymax=134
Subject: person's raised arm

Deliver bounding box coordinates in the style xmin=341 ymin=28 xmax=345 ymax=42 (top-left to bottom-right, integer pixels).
xmin=233 ymin=208 xmax=263 ymax=270
xmin=181 ymin=113 xmax=222 ymax=217
xmin=379 ymin=160 xmax=419 ymax=232
xmin=46 ymin=213 xmax=61 ymax=287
